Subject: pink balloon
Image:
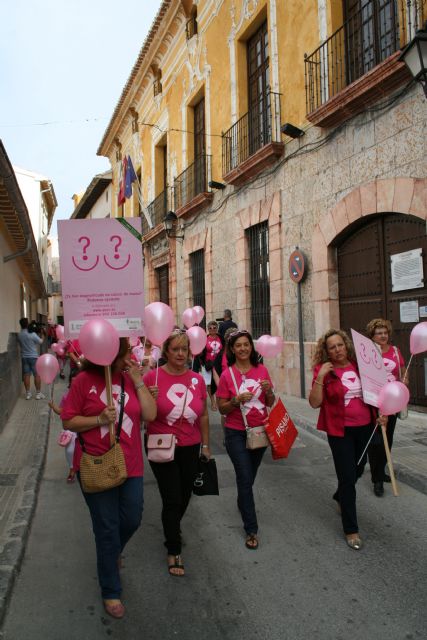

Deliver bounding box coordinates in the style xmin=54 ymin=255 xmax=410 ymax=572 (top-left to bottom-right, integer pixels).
xmin=56 ymin=347 xmax=65 ymax=357
xmin=256 ymin=335 xmax=272 ymax=357
xmin=186 ymin=326 xmax=207 ymax=355
xmin=192 ymin=306 xmax=205 ymax=325
xmin=36 ymin=354 xmax=59 ymax=384
xmin=57 ymin=339 xmax=67 ymax=347
xmin=182 ymin=307 xmax=196 ymax=329
xmin=410 ymin=321 xmax=427 ymax=355
xmin=79 ymin=318 xmax=120 ymax=366
xmin=378 ymin=381 xmax=410 ymax=416
xmin=51 ymin=343 xmax=59 ymax=353
xmin=129 ymin=336 xmax=140 ymax=347
xmin=144 ymin=302 xmax=175 ymax=346
xmin=56 ymin=325 xmax=64 ymax=340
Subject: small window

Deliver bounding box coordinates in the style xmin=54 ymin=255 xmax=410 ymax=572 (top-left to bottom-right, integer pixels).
xmin=186 ymin=14 xmax=198 ymax=39
xmin=153 ymin=78 xmax=162 ymax=97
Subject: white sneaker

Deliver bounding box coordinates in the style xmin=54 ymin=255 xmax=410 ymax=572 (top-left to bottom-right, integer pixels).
xmin=26 ymin=392 xmax=32 ymax=400
xmin=36 ymin=392 xmax=45 ymax=400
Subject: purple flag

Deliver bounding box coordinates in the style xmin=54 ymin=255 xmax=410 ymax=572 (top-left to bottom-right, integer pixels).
xmin=124 ymin=155 xmax=137 ymax=199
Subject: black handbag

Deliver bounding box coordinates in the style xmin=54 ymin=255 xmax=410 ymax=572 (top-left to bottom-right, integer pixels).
xmin=193 ymin=457 xmax=219 ymax=496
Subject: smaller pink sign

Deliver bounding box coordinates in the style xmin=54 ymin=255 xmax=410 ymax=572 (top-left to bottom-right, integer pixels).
xmin=351 ymin=329 xmax=387 ymax=407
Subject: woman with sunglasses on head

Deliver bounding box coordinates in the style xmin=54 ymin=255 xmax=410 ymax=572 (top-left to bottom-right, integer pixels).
xmin=366 ymin=318 xmax=407 ymax=497
xmin=143 ymin=330 xmax=210 ymax=576
xmin=216 ymin=329 xmax=275 ymax=550
xmin=61 ymin=338 xmax=157 ymax=619
xmin=309 ymin=329 xmax=384 ymax=551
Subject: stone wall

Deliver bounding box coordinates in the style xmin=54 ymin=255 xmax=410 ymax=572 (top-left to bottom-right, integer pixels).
xmin=0 ymin=334 xmax=21 ymax=433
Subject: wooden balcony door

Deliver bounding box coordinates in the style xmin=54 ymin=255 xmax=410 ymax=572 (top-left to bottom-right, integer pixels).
xmin=194 ymin=98 xmax=206 ymax=196
xmin=247 ymin=20 xmax=270 ymax=156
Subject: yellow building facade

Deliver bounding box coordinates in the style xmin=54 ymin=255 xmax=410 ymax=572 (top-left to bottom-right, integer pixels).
xmin=98 ymin=0 xmax=427 ymax=404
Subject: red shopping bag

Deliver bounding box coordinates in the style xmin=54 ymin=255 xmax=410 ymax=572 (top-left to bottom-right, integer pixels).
xmin=265 ymin=398 xmax=298 ymax=459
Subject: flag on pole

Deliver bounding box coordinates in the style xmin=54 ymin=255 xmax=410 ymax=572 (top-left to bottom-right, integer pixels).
xmin=117 ymin=156 xmax=127 ymax=206
xmin=125 ymin=155 xmax=137 ymax=199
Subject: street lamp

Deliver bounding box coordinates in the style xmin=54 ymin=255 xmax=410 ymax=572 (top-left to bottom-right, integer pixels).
xmin=163 ymin=211 xmax=184 ymax=239
xmin=399 ymin=22 xmax=427 ymax=98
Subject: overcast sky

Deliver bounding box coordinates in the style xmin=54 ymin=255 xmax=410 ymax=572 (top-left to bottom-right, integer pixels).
xmin=0 ymin=0 xmax=160 ymax=235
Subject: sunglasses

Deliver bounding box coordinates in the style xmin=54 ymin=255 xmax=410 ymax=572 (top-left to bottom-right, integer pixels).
xmin=229 ymin=329 xmax=250 ymax=338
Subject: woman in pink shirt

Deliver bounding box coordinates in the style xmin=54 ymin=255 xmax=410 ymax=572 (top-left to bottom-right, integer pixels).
xmin=309 ymin=329 xmax=382 ymax=551
xmin=143 ymin=330 xmax=210 ymax=577
xmin=216 ymin=329 xmax=275 ymax=551
xmin=61 ymin=338 xmax=156 ymax=619
xmin=366 ymin=318 xmax=407 ymax=497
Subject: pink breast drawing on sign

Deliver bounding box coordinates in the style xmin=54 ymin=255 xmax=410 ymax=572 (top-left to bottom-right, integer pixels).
xmin=103 ymin=235 xmax=131 ymax=270
xmin=72 ymin=236 xmax=100 ymax=271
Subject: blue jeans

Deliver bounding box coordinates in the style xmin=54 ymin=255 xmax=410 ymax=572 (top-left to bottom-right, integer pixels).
xmin=80 ymin=476 xmax=144 ymax=599
xmin=224 ymin=427 xmax=266 ymax=535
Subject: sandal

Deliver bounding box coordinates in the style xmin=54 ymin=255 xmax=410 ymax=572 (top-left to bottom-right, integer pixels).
xmin=66 ymin=473 xmax=75 ymax=484
xmin=167 ymin=554 xmax=185 ymax=577
xmin=346 ymin=534 xmax=363 ymax=550
xmin=103 ymin=599 xmax=125 ymax=619
xmin=245 ymin=534 xmax=259 ymax=550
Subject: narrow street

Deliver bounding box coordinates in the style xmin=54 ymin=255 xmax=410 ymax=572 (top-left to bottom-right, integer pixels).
xmin=1 ymin=395 xmax=426 ymax=640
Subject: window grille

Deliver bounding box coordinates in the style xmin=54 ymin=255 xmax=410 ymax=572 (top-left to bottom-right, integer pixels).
xmin=157 ymin=265 xmax=169 ymax=305
xmin=246 ymin=222 xmax=271 ymax=338
xmin=190 ymin=250 xmax=206 ymax=329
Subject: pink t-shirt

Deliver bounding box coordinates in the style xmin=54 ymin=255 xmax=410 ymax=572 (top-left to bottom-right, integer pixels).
xmin=143 ymin=368 xmax=207 ymax=446
xmin=382 ymin=345 xmax=405 ymax=382
xmin=334 ymin=364 xmax=372 ymax=427
xmin=216 ymin=364 xmax=273 ymax=430
xmin=61 ymin=370 xmax=144 ymax=476
xmin=205 ymin=335 xmax=223 ymax=362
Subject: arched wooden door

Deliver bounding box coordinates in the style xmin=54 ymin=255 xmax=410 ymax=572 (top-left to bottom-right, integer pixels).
xmin=337 ymin=213 xmax=427 ymax=408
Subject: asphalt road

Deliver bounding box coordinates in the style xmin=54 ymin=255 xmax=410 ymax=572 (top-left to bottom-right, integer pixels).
xmin=1 ymin=410 xmax=426 ymax=640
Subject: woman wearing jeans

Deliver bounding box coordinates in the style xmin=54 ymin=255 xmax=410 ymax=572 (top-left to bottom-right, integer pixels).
xmin=61 ymin=338 xmax=157 ymax=618
xmin=143 ymin=330 xmax=210 ymax=576
xmin=217 ymin=330 xmax=274 ymax=550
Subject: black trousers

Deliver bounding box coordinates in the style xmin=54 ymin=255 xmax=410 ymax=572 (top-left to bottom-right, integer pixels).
xmin=328 ymin=424 xmax=373 ymax=535
xmin=368 ymin=413 xmax=397 ymax=482
xmin=149 ymin=444 xmax=200 ymax=555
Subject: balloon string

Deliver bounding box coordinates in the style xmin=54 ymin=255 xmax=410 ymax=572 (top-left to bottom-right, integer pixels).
xmin=357 ymin=422 xmax=379 ymax=466
xmin=403 ymin=354 xmax=413 ymax=384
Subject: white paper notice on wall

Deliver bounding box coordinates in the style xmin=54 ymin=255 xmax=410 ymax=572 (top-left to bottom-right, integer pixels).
xmin=420 ymin=306 xmax=427 ymax=318
xmin=391 ymin=249 xmax=424 ymax=292
xmin=400 ymin=301 xmax=420 ymax=323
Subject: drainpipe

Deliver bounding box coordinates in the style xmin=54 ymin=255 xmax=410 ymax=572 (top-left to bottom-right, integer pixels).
xmin=3 ymin=237 xmax=32 ymax=263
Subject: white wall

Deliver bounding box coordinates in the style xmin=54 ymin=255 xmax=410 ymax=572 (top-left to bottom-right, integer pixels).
xmin=0 ymin=233 xmax=27 ymax=352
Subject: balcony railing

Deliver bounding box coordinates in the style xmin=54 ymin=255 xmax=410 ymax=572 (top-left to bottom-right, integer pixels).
xmin=222 ymin=90 xmax=282 ymax=175
xmin=305 ymin=0 xmax=426 ymax=112
xmin=174 ymin=154 xmax=211 ymax=211
xmin=141 ymin=189 xmax=168 ymax=235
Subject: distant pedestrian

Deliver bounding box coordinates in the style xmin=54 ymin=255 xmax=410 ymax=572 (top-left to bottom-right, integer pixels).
xmin=218 ymin=309 xmax=237 ymax=340
xmin=366 ymin=318 xmax=407 ymax=497
xmin=17 ymin=317 xmax=45 ymax=400
xmin=199 ymin=320 xmax=223 ymax=411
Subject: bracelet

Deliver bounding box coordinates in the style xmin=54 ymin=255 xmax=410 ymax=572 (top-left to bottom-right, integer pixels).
xmin=314 ymin=379 xmax=324 ymax=387
xmin=135 ymin=381 xmax=145 ymax=390
xmin=201 ymin=444 xmax=209 ymax=449
xmin=96 ymin=415 xmax=101 ymax=426
xmin=231 ymin=396 xmax=239 ymax=406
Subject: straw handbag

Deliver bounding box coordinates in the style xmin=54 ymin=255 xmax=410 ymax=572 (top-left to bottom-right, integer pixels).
xmin=79 ymin=376 xmax=127 ymax=493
